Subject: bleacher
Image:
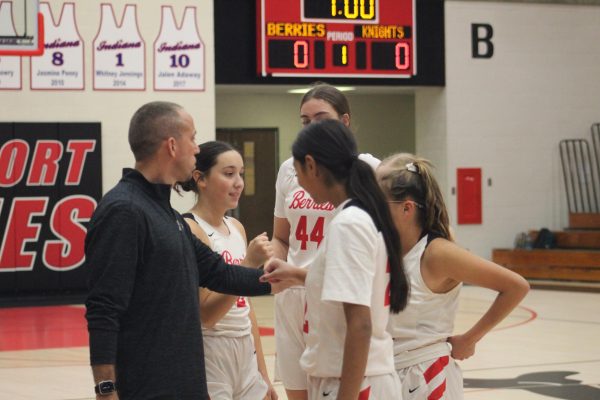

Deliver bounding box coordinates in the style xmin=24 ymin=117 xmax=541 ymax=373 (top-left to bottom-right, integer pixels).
xmin=493 ymin=124 xmax=600 ymax=288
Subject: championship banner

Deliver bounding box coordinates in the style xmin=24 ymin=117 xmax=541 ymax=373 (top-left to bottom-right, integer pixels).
xmin=0 ymin=123 xmax=101 ymax=296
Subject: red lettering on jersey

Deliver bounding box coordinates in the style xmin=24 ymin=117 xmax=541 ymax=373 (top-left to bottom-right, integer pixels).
xmin=236 ymin=297 xmax=247 ymax=308
xmin=218 ymin=244 xmax=245 ymax=306
xmin=0 ymin=139 xmax=29 ymax=187
xmin=295 ymin=215 xmax=325 ymax=250
xmin=65 ymin=140 xmax=96 ymax=185
xmin=310 ymin=216 xmax=324 ymax=247
xmin=303 ymin=302 xmax=309 ymax=333
xmin=289 ymin=190 xmax=335 ymax=211
xmin=43 ymin=195 xmax=96 ymax=270
xmin=27 ymin=140 xmax=63 ymax=186
xmin=0 ymin=197 xmax=48 ymax=270
xmin=295 ymin=216 xmax=309 ymax=250
xmin=358 ymin=386 xmax=371 ymax=400
xmin=221 ymin=250 xmax=243 ymax=265
xmin=385 ymin=261 xmax=391 ymax=307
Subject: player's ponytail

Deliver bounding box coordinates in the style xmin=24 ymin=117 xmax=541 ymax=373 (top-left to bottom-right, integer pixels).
xmin=292 ymin=120 xmax=409 ymax=313
xmin=379 ymin=153 xmax=451 ymax=241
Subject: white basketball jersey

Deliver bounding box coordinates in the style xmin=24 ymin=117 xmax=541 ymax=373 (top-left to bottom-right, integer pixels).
xmin=300 ymin=202 xmax=394 ymax=378
xmin=93 ymin=4 xmax=144 ymax=90
xmin=0 ymin=2 xmax=21 ymax=89
xmin=388 ymin=235 xmax=462 ymax=354
xmin=274 ymin=154 xmax=380 ymax=270
xmin=190 ymin=213 xmax=252 ymax=337
xmin=154 ymin=6 xmax=204 ymax=91
xmin=30 ymin=2 xmax=84 ymax=90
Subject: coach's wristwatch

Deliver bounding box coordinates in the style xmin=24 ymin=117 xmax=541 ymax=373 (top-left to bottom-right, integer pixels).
xmin=94 ymin=380 xmax=117 ymax=396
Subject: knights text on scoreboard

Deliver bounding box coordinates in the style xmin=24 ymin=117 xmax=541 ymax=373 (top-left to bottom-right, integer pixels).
xmin=257 ymin=0 xmax=416 ymax=78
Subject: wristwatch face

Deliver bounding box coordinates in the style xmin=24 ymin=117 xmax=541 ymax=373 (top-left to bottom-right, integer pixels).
xmin=97 ymin=380 xmax=116 ymax=394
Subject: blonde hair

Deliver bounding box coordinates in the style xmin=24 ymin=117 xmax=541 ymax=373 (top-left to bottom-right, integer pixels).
xmin=379 ymin=153 xmax=452 ymax=241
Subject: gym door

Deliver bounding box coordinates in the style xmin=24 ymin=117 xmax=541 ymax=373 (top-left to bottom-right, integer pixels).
xmin=216 ymin=128 xmax=279 ymax=240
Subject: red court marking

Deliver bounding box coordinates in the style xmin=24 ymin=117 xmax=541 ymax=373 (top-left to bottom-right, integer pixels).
xmin=0 ymin=305 xmax=275 ymax=351
xmin=493 ymin=304 xmax=538 ymax=332
xmin=259 ymin=326 xmax=274 ymax=336
xmin=0 ymin=306 xmax=89 ymax=351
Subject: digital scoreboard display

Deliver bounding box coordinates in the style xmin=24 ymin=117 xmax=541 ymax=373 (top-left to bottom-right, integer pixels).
xmin=257 ymin=0 xmax=416 ymax=78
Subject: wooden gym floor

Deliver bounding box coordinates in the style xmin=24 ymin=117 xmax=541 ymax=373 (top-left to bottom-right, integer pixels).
xmin=1 ymin=285 xmax=599 ymax=399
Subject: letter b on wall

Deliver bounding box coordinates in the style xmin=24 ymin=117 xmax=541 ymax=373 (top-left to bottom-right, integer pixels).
xmin=472 ymin=23 xmax=494 ymax=58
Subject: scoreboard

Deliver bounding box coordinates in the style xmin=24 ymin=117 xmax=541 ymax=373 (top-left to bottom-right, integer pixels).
xmin=257 ymin=0 xmax=416 ymax=78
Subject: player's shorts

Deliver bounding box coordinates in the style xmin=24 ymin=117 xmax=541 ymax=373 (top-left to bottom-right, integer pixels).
xmin=393 ymin=341 xmax=462 ymax=399
xmin=396 ymin=355 xmax=463 ymax=400
xmin=307 ymin=373 xmax=400 ymax=399
xmin=203 ymin=334 xmax=268 ymax=399
xmin=274 ymin=286 xmax=307 ymax=390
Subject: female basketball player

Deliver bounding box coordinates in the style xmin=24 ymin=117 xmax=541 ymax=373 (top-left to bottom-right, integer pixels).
xmin=178 ymin=141 xmax=277 ymax=400
xmin=271 ymin=83 xmax=379 ymax=400
xmin=263 ymin=119 xmax=409 ymax=399
xmin=376 ymin=153 xmax=530 ymax=399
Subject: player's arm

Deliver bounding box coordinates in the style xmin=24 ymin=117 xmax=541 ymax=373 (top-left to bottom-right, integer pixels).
xmin=423 ymin=239 xmax=530 ymax=360
xmin=272 ymin=162 xmax=290 ymax=261
xmin=323 ymin=216 xmax=373 ymax=399
xmin=338 ymin=303 xmax=371 ymax=399
xmin=271 ymin=216 xmax=290 ymax=260
xmin=261 ymin=258 xmax=306 ymax=286
xmin=249 ymin=301 xmax=278 ymax=400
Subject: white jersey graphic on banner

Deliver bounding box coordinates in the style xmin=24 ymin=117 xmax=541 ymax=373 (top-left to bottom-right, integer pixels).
xmin=0 ymin=2 xmax=22 ymax=89
xmin=154 ymin=6 xmax=204 ymax=91
xmin=93 ymin=4 xmax=145 ymax=90
xmin=31 ymin=2 xmax=84 ymax=90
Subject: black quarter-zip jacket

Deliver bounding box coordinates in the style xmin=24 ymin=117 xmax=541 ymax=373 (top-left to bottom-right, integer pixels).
xmin=85 ymin=168 xmax=271 ymax=399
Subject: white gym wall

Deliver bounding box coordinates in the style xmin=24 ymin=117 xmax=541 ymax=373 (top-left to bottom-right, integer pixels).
xmin=0 ymin=0 xmax=215 ymax=212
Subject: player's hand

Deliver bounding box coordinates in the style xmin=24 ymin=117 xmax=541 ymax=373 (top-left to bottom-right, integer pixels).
xmin=447 ymin=334 xmax=476 ymax=360
xmin=263 ymin=384 xmax=278 ymax=400
xmin=244 ymin=232 xmax=273 ymax=268
xmin=260 ymin=258 xmax=306 ymax=293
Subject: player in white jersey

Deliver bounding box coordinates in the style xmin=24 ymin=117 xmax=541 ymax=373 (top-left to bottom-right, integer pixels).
xmin=272 ymin=83 xmax=379 ymax=400
xmin=178 ymin=141 xmax=277 ymax=400
xmin=263 ymin=119 xmax=410 ymax=399
xmin=376 ymin=153 xmax=530 ymax=400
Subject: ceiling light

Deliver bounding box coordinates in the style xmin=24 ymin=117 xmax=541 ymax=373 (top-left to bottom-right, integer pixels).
xmin=286 ymin=86 xmax=356 ymax=94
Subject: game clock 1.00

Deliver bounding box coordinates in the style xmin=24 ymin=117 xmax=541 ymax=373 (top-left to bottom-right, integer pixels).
xmin=257 ymin=0 xmax=416 ymax=78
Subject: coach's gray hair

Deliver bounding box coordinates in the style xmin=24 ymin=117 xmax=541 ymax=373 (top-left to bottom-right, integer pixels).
xmin=128 ymin=101 xmax=183 ymax=161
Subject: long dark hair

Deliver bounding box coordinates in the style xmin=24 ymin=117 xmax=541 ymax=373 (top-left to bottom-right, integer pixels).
xmin=292 ymin=119 xmax=408 ymax=313
xmin=175 ymin=141 xmax=238 ymax=194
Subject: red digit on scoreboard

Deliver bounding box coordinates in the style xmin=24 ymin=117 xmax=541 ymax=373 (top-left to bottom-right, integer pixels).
xmin=396 ymin=42 xmax=410 ymax=70
xmin=293 ymin=40 xmax=308 ymax=68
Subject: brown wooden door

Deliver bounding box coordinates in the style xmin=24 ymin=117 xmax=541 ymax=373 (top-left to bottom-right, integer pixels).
xmin=216 ymin=128 xmax=279 ymax=240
